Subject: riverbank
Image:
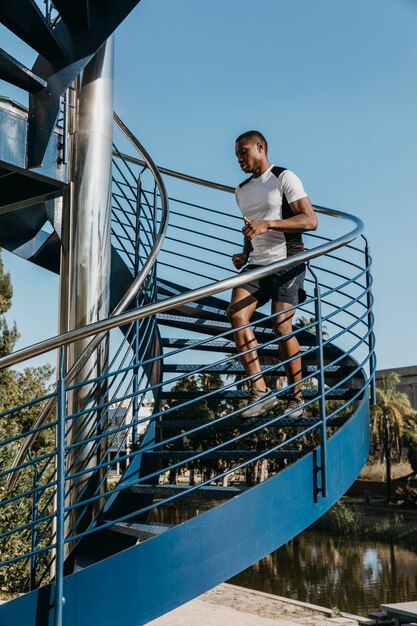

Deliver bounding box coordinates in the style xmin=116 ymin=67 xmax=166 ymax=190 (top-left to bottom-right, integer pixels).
xmin=148 ymin=583 xmax=370 ymax=625
xmin=312 ymin=497 xmax=417 ymax=546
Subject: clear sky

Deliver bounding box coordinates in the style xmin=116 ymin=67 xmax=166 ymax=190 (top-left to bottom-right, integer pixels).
xmin=2 ymin=0 xmax=417 ymax=370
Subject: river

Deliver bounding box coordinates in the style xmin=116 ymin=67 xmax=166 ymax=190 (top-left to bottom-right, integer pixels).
xmin=151 ymin=505 xmax=417 ymax=616
xmin=230 ymin=530 xmax=417 ymax=616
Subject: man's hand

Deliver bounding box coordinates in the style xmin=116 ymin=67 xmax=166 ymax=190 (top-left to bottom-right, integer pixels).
xmin=242 ymin=217 xmax=269 ymax=240
xmin=232 ymin=252 xmax=249 ymax=269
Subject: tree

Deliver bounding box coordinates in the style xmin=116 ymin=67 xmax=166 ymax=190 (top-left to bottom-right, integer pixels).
xmin=0 ymin=254 xmax=20 ymax=412
xmin=0 ymin=252 xmax=54 ymax=597
xmin=296 ymin=315 xmax=328 ymax=338
xmin=371 ymin=373 xmax=415 ymax=502
xmin=401 ymin=413 xmax=417 ymax=478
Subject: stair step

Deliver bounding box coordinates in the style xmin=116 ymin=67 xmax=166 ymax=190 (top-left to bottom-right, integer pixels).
xmin=157 ymin=416 xmax=347 ymax=429
xmin=161 ymin=337 xmax=340 ymax=359
xmin=52 ymin=0 xmax=90 ymax=30
xmin=158 ymin=313 xmax=278 ymax=339
xmin=160 ymin=388 xmax=355 ymax=400
xmin=106 ymin=520 xmax=173 ymax=541
xmin=143 ymin=450 xmax=305 ymax=461
xmin=163 ymin=362 xmax=351 ymax=379
xmin=0 ymin=49 xmax=47 ymax=93
xmin=128 ymin=483 xmax=245 ymax=499
xmin=0 ymin=1 xmax=67 ymax=63
xmin=73 ymin=553 xmax=100 ymax=572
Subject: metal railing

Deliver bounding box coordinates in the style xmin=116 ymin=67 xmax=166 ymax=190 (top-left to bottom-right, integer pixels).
xmin=6 ymin=113 xmax=169 ymax=492
xmin=0 ymin=146 xmax=375 ymax=621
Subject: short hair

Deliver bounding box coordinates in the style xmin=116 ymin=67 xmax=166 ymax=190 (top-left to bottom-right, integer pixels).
xmin=235 ymin=130 xmax=268 ymax=153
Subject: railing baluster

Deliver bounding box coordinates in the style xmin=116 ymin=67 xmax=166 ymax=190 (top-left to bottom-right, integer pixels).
xmin=28 ymin=451 xmax=39 ymax=591
xmin=309 ymin=263 xmax=327 ymax=499
xmin=363 ymin=235 xmax=376 ymax=405
xmin=54 ymin=347 xmax=66 ymax=626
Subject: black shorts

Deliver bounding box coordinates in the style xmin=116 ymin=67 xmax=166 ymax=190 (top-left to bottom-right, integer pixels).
xmin=239 ymin=263 xmax=306 ymax=307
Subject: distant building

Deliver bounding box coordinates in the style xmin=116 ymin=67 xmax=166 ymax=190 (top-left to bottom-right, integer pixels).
xmin=108 ymin=397 xmax=154 ymax=474
xmin=375 ymin=365 xmax=417 ymax=410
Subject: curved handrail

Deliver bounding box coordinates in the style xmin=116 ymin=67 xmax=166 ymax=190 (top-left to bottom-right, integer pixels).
xmin=0 ymin=206 xmax=363 ymax=372
xmin=6 ymin=112 xmax=169 ymax=490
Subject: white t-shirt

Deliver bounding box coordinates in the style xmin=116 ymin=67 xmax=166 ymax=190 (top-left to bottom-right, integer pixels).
xmin=235 ymin=164 xmax=307 ymax=265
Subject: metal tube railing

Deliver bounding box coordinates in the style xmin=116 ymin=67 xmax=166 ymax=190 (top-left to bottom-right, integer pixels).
xmin=0 ymin=134 xmax=374 ymax=598
xmin=0 ymin=207 xmax=363 ymax=373
xmin=7 ymin=112 xmax=170 ymax=491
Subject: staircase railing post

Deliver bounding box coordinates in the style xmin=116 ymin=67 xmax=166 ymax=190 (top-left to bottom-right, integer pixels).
xmin=54 ymin=347 xmax=66 ymax=626
xmin=308 ymin=263 xmax=327 ymax=498
xmin=28 ymin=451 xmax=39 ymax=591
xmin=131 ymin=176 xmax=144 ymax=450
xmin=363 ymin=236 xmax=376 ymax=405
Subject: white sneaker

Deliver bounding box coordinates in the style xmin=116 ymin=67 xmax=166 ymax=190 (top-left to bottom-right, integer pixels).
xmin=240 ymin=387 xmax=278 ymax=418
xmin=284 ymin=395 xmax=307 ymax=418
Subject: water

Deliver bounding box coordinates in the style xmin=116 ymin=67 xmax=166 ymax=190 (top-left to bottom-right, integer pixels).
xmin=152 ymin=505 xmax=417 ymax=616
xmin=230 ymin=530 xmax=417 ymax=616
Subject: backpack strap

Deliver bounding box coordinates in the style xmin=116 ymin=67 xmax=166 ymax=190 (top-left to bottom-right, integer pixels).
xmin=271 ymin=165 xmax=304 ymax=257
xmin=238 ymin=175 xmax=253 ymax=188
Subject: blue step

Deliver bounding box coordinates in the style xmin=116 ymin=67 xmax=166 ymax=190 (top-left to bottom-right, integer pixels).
xmin=0 ymin=1 xmax=67 ymax=62
xmin=142 ymin=450 xmax=306 ymax=461
xmin=128 ymin=483 xmax=245 ymax=499
xmin=0 ymin=49 xmax=47 ymax=93
xmin=161 ymin=337 xmax=341 ymax=359
xmin=106 ymin=521 xmax=173 ymax=541
xmin=158 ymin=312 xmax=287 ymax=339
xmin=160 ymin=387 xmax=355 ymax=400
xmin=163 ymin=362 xmax=352 ymax=379
xmin=157 ymin=416 xmax=347 ymax=429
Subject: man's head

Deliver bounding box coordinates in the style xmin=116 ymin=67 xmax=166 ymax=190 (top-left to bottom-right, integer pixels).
xmin=235 ymin=130 xmax=269 ymax=176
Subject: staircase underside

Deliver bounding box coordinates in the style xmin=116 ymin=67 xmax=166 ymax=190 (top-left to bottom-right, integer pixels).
xmin=0 ymin=396 xmax=369 ymax=626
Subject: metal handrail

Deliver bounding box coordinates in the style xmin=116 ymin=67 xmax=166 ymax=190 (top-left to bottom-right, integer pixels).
xmin=6 ymin=112 xmax=169 ymax=490
xmin=3 ymin=131 xmax=363 ymax=492
xmin=0 ymin=212 xmax=362 ymax=372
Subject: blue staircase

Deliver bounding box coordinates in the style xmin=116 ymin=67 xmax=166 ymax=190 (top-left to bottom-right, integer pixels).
xmin=0 ymin=3 xmax=376 ymax=625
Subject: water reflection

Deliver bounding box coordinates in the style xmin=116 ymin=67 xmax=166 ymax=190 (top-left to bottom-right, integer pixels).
xmin=151 ymin=506 xmax=417 ymax=615
xmin=230 ymin=532 xmax=417 ymax=616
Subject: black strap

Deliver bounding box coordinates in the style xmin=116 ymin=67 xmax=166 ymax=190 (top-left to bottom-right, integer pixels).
xmin=271 ymin=165 xmax=304 ymax=257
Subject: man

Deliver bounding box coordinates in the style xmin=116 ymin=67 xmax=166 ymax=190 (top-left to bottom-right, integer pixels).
xmin=226 ymin=130 xmax=318 ymax=418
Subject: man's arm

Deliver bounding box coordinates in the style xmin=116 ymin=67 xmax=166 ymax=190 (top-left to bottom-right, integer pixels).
xmin=242 ymin=197 xmax=317 ymax=240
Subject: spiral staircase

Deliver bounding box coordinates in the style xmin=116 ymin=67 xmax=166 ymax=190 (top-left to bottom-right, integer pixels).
xmin=0 ymin=2 xmax=375 ymax=625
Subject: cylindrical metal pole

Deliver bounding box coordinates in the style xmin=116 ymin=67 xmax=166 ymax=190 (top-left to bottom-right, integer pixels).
xmin=314 ymin=283 xmax=328 ymax=498
xmin=59 ymin=37 xmax=114 ymax=547
xmin=54 ymin=347 xmax=66 ymax=626
xmin=363 ymin=237 xmax=376 ymax=405
xmin=29 ymin=452 xmax=39 ymax=592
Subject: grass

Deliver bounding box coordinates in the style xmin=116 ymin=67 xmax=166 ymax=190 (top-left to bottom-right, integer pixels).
xmin=312 ymin=498 xmax=417 ymax=546
xmin=360 ymin=460 xmax=413 ymax=481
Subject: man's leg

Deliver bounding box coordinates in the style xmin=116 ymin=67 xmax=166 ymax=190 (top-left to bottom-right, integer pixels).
xmin=271 ymin=301 xmax=302 ymax=397
xmin=226 ymin=287 xmax=266 ymax=391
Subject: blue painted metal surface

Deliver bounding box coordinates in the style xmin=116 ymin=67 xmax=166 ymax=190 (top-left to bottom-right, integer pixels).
xmin=0 ymin=397 xmax=369 ymax=626
xmin=0 ymin=178 xmax=374 ymax=622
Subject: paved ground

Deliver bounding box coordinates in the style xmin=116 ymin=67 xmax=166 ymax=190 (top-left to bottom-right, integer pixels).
xmin=148 ymin=583 xmax=369 ymax=626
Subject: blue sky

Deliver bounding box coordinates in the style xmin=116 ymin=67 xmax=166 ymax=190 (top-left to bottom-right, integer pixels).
xmin=2 ymin=0 xmax=417 ymax=370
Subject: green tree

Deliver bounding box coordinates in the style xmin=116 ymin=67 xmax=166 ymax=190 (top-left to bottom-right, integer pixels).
xmin=0 ymin=254 xmax=20 ymax=413
xmin=371 ymin=373 xmax=414 ymax=502
xmin=296 ymin=315 xmax=328 ymax=338
xmin=401 ymin=413 xmax=417 ymax=478
xmin=0 ymin=252 xmax=54 ymax=597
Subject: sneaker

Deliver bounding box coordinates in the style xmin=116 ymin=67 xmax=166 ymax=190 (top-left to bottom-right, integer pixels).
xmin=240 ymin=387 xmax=278 ymax=418
xmin=284 ymin=394 xmax=307 ymax=418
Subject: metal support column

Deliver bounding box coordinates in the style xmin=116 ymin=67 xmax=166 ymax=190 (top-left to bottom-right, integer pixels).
xmin=59 ymin=38 xmax=114 ymax=549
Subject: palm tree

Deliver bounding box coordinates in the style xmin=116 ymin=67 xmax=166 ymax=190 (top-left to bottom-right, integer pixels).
xmin=371 ymin=373 xmax=414 ymax=501
xmin=295 ymin=315 xmax=328 ymax=338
